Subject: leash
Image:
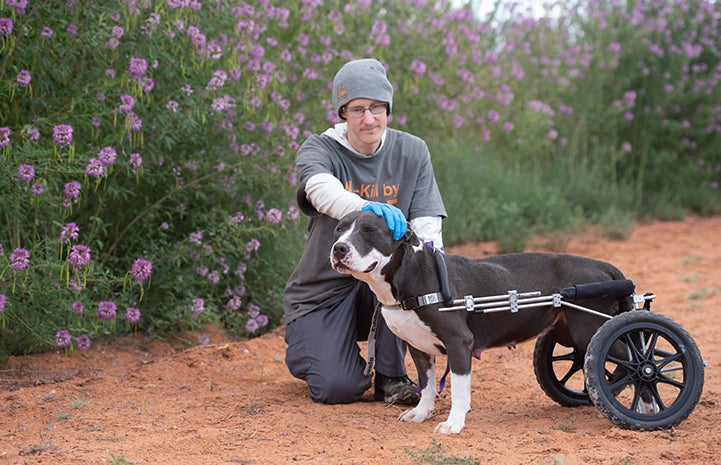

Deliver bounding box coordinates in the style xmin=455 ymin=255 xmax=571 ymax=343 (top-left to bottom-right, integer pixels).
xmin=363 ymin=301 xmax=382 ymax=376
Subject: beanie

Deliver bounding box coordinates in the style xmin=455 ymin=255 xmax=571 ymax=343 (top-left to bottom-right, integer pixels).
xmin=332 ymin=58 xmax=393 ymax=119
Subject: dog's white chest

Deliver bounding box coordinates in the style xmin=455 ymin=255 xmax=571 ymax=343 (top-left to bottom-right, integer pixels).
xmin=381 ymin=308 xmax=445 ymax=355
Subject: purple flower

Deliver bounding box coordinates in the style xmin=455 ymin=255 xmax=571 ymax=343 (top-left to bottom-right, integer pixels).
xmin=119 ymin=94 xmax=135 ymax=113
xmin=69 ymin=279 xmax=84 ymax=294
xmin=25 ymin=127 xmax=39 ymax=140
xmin=86 ymin=158 xmax=107 ymax=178
xmin=166 ymin=100 xmax=179 ymax=113
xmin=18 ymin=164 xmax=35 ymax=181
xmin=226 ymin=295 xmax=242 ymax=312
xmin=128 ymin=57 xmax=148 ymax=77
xmin=125 ymin=112 xmax=143 ymax=131
xmin=53 ymin=125 xmax=73 ymax=146
xmin=31 ymin=183 xmax=44 ymax=195
xmin=487 ymin=109 xmax=500 ymax=124
xmin=130 ymin=258 xmax=152 ymax=281
xmin=0 ymin=127 xmax=10 ymax=148
xmin=410 ymin=59 xmax=426 ymax=77
xmin=68 ymin=244 xmax=91 ymax=268
xmin=64 ymin=181 xmax=81 ymax=202
xmin=75 ymin=335 xmax=91 ymax=351
xmin=245 ymin=238 xmax=260 ymax=253
xmin=266 ymin=208 xmax=282 ymax=224
xmin=97 ymin=146 xmax=117 ymax=166
xmin=60 ymin=222 xmax=80 ymax=244
xmin=6 ymin=0 xmax=28 ymax=15
xmin=207 ymin=270 xmax=220 ymax=284
xmin=10 ymin=248 xmax=30 ymax=270
xmin=40 ymin=26 xmax=54 ymax=38
xmin=16 ymin=70 xmax=31 ymax=87
xmin=55 ymin=329 xmax=72 ymax=348
xmin=97 ymin=301 xmax=117 ymax=320
xmin=190 ymin=298 xmax=204 ymax=318
xmin=129 ymin=152 xmax=142 ymax=168
xmin=245 ymin=318 xmax=259 ymax=333
xmin=125 ymin=307 xmax=141 ymax=324
xmin=0 ymin=18 xmax=13 ymax=35
xmin=0 ymin=294 xmax=6 ymax=314
xmin=256 ymin=313 xmax=269 ymax=328
xmin=189 ymin=231 xmax=203 ymax=245
xmin=248 ymin=304 xmax=260 ymax=319
xmin=71 ymin=300 xmax=84 ymax=314
xmin=111 ymin=25 xmax=125 ymax=39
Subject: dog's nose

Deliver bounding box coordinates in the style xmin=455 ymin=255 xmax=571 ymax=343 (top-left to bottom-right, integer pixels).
xmin=333 ymin=242 xmax=349 ymax=259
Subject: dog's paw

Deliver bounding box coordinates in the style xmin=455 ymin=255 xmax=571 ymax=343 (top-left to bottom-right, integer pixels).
xmin=398 ymin=406 xmax=432 ymax=423
xmin=433 ymin=420 xmax=464 ymax=434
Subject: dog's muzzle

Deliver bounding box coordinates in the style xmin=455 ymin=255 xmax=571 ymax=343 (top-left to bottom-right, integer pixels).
xmin=331 ymin=241 xmax=377 ymax=273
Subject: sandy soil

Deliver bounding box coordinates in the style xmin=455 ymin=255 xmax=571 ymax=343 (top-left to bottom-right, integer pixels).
xmin=1 ymin=216 xmax=720 ymax=465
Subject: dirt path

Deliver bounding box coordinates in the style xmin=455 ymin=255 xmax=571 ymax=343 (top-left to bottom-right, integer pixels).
xmin=1 ymin=216 xmax=720 ymax=465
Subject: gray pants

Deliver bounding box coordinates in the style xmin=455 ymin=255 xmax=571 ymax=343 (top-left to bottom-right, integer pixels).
xmin=285 ymin=281 xmax=408 ymax=404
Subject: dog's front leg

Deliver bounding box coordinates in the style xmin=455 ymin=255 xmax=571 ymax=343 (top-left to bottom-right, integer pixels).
xmin=434 ymin=339 xmax=473 ymax=434
xmin=398 ymin=346 xmax=435 ymax=423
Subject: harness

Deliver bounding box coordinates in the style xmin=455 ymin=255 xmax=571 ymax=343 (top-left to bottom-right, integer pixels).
xmin=400 ymin=249 xmax=454 ymax=310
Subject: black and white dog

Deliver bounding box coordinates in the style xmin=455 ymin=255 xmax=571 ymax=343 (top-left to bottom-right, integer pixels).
xmin=330 ymin=210 xmax=633 ymax=434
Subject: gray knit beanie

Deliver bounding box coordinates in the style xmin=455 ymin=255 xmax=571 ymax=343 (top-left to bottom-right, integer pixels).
xmin=332 ymin=58 xmax=393 ymax=119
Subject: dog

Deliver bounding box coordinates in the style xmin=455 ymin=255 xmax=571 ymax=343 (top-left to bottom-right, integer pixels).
xmin=330 ymin=210 xmax=633 ymax=434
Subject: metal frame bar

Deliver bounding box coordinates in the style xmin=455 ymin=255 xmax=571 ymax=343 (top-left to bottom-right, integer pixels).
xmin=438 ymin=289 xmax=655 ymax=320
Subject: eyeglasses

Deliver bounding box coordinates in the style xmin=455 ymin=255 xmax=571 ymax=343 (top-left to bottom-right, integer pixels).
xmin=343 ymin=103 xmax=388 ymax=119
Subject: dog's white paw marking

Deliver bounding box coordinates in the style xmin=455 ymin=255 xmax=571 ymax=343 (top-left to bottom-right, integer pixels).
xmin=399 ymin=406 xmax=433 ymax=423
xmin=433 ymin=420 xmax=464 ymax=434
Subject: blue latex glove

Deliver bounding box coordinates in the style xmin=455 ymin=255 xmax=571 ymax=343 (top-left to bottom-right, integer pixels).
xmin=362 ymin=203 xmax=407 ymax=240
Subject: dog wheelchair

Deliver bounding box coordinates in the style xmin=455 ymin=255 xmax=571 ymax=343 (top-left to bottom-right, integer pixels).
xmin=437 ymin=279 xmax=705 ymax=431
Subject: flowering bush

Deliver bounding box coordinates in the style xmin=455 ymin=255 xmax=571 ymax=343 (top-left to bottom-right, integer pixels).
xmin=1 ymin=0 xmax=720 ymax=356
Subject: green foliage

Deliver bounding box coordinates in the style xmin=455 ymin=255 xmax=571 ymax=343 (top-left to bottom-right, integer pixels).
xmin=404 ymin=439 xmax=481 ymax=465
xmin=434 ymin=147 xmax=583 ymax=251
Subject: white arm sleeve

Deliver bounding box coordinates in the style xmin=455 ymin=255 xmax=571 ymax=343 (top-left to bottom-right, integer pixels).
xmin=410 ymin=216 xmax=444 ymax=251
xmin=305 ymin=173 xmax=368 ymax=220
xmin=306 ymin=173 xmax=444 ymax=249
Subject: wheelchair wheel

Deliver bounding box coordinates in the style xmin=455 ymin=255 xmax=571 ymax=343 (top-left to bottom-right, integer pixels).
xmin=533 ymin=333 xmax=592 ymax=407
xmin=584 ymin=311 xmax=704 ymax=430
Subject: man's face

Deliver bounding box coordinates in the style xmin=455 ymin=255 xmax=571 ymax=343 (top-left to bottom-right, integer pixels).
xmin=341 ymin=98 xmax=388 ymax=155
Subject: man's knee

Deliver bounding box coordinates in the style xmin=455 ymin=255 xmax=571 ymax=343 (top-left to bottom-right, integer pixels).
xmin=307 ymin=372 xmax=371 ymax=404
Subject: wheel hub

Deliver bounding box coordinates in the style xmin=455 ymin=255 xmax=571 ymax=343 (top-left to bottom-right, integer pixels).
xmin=638 ymin=362 xmax=657 ymax=381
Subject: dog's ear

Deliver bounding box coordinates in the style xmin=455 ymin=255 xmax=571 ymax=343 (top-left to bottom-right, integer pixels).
xmin=402 ymin=227 xmax=422 ymax=247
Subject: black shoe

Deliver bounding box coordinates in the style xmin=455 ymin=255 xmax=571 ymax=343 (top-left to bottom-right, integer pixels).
xmin=374 ymin=373 xmax=420 ymax=405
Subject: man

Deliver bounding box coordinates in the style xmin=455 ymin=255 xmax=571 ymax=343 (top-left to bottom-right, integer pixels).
xmin=284 ymin=58 xmax=447 ymax=405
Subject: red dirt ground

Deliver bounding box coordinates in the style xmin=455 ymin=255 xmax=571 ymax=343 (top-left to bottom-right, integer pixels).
xmin=1 ymin=216 xmax=720 ymax=465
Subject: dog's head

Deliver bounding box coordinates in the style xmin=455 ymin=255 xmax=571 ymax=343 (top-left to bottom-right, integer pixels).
xmin=330 ymin=210 xmax=422 ymax=304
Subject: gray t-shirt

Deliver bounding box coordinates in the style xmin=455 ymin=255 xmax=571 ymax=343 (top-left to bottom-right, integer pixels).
xmin=283 ymin=127 xmax=446 ymax=323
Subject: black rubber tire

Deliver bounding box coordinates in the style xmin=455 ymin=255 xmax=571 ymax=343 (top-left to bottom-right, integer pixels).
xmin=533 ymin=333 xmax=592 ymax=407
xmin=584 ymin=311 xmax=704 ymax=431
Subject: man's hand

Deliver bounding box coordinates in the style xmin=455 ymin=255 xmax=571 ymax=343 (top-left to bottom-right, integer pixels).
xmin=362 ymin=203 xmax=407 ymax=240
